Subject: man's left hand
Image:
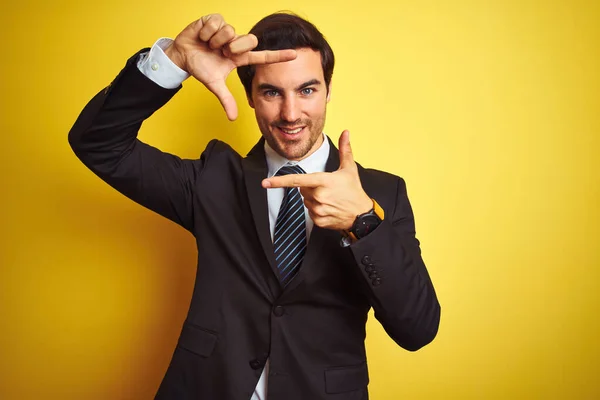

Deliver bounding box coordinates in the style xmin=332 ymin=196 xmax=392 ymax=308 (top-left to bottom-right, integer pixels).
xmin=262 ymin=130 xmax=373 ymax=231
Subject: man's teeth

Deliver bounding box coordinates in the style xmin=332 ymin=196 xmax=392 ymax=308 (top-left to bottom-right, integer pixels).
xmin=281 ymin=127 xmax=303 ymax=134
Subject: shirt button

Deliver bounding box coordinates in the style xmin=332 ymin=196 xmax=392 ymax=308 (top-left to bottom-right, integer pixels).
xmin=273 ymin=306 xmax=285 ymax=317
xmin=362 ymin=255 xmax=372 ymax=265
xmin=151 ymin=62 xmax=159 ymax=71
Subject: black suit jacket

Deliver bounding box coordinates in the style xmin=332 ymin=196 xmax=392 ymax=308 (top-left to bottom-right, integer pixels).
xmin=68 ymin=50 xmax=441 ymax=400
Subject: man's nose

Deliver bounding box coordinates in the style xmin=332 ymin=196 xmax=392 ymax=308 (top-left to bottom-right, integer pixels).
xmin=280 ymin=96 xmax=300 ymax=122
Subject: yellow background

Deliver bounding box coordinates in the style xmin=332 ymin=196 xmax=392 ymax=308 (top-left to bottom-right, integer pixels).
xmin=1 ymin=0 xmax=599 ymax=398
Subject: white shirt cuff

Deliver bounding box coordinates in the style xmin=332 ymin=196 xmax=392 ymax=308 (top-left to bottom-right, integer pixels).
xmin=137 ymin=38 xmax=190 ymax=89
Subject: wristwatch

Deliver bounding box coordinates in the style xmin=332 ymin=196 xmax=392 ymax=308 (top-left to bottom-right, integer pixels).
xmin=345 ymin=199 xmax=385 ymax=241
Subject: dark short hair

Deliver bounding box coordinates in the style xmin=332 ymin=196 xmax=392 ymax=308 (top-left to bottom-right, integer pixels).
xmin=237 ymin=12 xmax=335 ymax=96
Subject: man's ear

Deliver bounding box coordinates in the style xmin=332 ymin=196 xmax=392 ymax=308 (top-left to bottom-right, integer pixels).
xmin=247 ymin=92 xmax=255 ymax=109
xmin=326 ymin=81 xmax=332 ymax=103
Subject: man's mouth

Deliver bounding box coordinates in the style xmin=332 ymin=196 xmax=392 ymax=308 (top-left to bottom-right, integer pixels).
xmin=277 ymin=126 xmax=305 ymax=135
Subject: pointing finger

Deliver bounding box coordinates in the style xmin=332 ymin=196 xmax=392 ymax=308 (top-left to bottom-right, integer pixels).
xmin=234 ymin=48 xmax=297 ymax=67
xmin=262 ymin=172 xmax=327 ymax=189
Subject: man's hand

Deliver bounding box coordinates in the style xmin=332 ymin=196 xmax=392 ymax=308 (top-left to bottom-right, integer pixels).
xmin=262 ymin=131 xmax=373 ymax=231
xmin=164 ymin=14 xmax=297 ymax=121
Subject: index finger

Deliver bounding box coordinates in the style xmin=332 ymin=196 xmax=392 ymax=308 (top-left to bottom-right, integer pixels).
xmin=234 ymin=49 xmax=297 ymax=67
xmin=262 ymin=172 xmax=326 ymax=189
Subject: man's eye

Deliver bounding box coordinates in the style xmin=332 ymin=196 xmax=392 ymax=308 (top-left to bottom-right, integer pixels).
xmin=301 ymin=88 xmax=314 ymax=95
xmin=264 ymin=90 xmax=279 ymax=97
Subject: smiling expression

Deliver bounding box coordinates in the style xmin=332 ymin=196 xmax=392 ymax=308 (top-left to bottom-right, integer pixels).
xmin=248 ymin=48 xmax=331 ymax=161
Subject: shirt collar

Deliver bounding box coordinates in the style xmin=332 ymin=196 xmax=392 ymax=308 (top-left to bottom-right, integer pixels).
xmin=265 ymin=133 xmax=330 ymax=177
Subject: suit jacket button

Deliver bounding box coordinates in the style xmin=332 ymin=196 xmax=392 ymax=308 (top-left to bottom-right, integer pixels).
xmin=250 ymin=360 xmax=262 ymax=370
xmin=362 ymin=255 xmax=372 ymax=265
xmin=369 ymin=272 xmax=379 ymax=279
xmin=372 ymin=278 xmax=382 ymax=286
xmin=273 ymin=306 xmax=285 ymax=317
xmin=365 ymin=264 xmax=375 ymax=273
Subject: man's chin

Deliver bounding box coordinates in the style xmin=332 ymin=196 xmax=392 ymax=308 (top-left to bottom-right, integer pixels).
xmin=279 ymin=149 xmax=308 ymax=161
xmin=275 ymin=142 xmax=310 ymax=161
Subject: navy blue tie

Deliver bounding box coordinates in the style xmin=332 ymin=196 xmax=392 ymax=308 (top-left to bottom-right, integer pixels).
xmin=273 ymin=164 xmax=307 ymax=286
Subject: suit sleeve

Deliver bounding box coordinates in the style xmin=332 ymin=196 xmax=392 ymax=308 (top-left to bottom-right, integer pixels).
xmin=349 ymin=178 xmax=441 ymax=351
xmin=68 ymin=49 xmax=214 ymax=233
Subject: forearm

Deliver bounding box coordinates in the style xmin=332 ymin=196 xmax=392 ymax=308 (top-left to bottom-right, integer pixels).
xmin=68 ymin=48 xmax=180 ymax=174
xmin=349 ymin=180 xmax=440 ymax=351
xmin=350 ymin=219 xmax=440 ymax=350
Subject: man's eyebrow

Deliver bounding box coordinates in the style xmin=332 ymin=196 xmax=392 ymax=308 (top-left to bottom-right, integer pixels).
xmin=295 ymin=79 xmax=322 ymax=90
xmin=256 ymin=79 xmax=323 ymax=92
xmin=257 ymin=83 xmax=282 ymax=91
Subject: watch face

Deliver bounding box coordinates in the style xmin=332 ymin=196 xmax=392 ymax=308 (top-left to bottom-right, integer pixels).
xmin=353 ymin=214 xmax=381 ymax=238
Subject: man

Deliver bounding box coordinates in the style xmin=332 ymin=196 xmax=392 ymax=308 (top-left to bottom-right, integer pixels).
xmin=69 ymin=12 xmax=440 ymax=400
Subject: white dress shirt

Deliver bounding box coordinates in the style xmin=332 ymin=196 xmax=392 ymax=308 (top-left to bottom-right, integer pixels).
xmin=137 ymin=38 xmax=331 ymax=400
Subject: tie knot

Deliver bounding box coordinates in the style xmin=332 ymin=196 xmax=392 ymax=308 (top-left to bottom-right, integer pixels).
xmin=276 ymin=164 xmax=306 ymax=176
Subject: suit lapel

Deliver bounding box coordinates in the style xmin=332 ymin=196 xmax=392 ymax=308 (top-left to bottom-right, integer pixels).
xmin=241 ymin=139 xmax=282 ymax=298
xmin=283 ymin=137 xmax=341 ymax=294
xmin=242 ymin=137 xmax=342 ymax=296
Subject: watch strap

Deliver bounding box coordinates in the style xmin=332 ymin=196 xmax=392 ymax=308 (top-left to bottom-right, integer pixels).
xmin=345 ymin=198 xmax=385 ymax=242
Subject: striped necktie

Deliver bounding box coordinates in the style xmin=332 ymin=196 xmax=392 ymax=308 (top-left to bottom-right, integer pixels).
xmin=273 ymin=164 xmax=307 ymax=286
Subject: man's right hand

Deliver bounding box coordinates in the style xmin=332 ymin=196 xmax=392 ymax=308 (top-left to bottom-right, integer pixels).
xmin=164 ymin=14 xmax=297 ymax=121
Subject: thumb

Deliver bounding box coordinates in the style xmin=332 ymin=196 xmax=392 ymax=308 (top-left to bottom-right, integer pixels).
xmin=338 ymin=130 xmax=355 ymax=170
xmin=206 ymin=79 xmax=238 ymax=121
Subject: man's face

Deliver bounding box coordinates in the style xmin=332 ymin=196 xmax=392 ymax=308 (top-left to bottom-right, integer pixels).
xmin=248 ymin=48 xmax=331 ymax=161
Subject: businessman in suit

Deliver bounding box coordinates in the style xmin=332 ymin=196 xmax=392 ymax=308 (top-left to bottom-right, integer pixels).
xmin=69 ymin=12 xmax=440 ymax=400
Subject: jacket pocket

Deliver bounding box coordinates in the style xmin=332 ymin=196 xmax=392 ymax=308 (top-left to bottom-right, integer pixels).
xmin=177 ymin=322 xmax=218 ymax=358
xmin=324 ymin=362 xmax=369 ymax=394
